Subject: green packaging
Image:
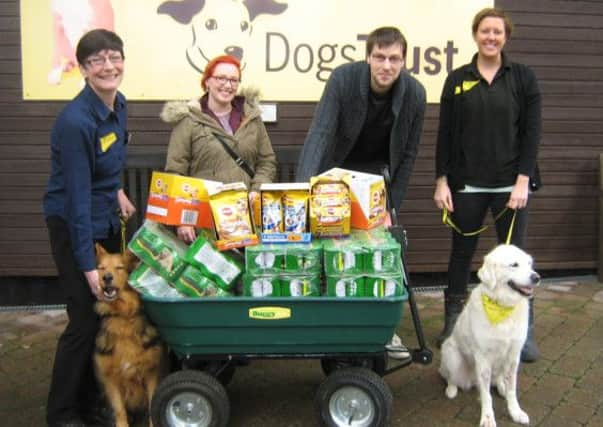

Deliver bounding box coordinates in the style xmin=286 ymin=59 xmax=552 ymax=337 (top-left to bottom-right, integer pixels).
xmin=323 ymin=239 xmax=365 ymax=275
xmin=128 ymin=221 xmax=187 ymax=282
xmin=184 ymin=235 xmax=242 ymax=289
xmin=326 ymin=275 xmax=364 ymax=297
xmin=243 ymin=273 xmax=280 ymax=297
xmin=173 ymin=265 xmax=232 ymax=298
xmin=128 ymin=263 xmax=183 ymax=298
xmin=363 ymin=242 xmax=401 ymax=274
xmin=245 ymin=243 xmax=285 ymax=274
xmin=280 ymin=274 xmax=321 ymax=297
xmin=364 ymin=274 xmax=405 ymax=297
xmin=283 ymin=242 xmax=322 ymax=273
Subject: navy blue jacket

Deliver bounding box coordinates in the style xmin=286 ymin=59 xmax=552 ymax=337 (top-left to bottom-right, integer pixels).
xmin=44 ymin=84 xmax=128 ymax=271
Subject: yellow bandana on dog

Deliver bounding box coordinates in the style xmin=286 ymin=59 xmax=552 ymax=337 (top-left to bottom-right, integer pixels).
xmin=481 ymin=294 xmax=515 ymax=325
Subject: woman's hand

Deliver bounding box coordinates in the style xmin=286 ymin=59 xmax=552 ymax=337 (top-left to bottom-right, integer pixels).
xmin=117 ymin=189 xmax=136 ymax=220
xmin=177 ymin=225 xmax=196 ymax=244
xmin=84 ymin=270 xmax=102 ymax=299
xmin=507 ymin=175 xmax=530 ymax=209
xmin=434 ymin=176 xmax=454 ymax=212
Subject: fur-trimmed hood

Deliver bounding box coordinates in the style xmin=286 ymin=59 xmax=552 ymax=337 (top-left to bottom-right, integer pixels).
xmin=160 ymin=86 xmax=262 ymax=125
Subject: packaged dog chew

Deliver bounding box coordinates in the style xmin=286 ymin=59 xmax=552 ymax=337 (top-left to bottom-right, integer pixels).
xmin=209 ymin=182 xmax=258 ymax=249
xmin=245 ymin=243 xmax=285 ymax=274
xmin=172 ymin=265 xmax=231 ymax=298
xmin=261 ymin=190 xmax=283 ymax=233
xmin=282 ymin=242 xmax=322 ymax=273
xmin=242 ymin=273 xmax=280 ymax=297
xmin=326 ymin=275 xmax=365 ymax=297
xmin=283 ymin=190 xmax=308 ymax=233
xmin=128 ymin=220 xmax=187 ymax=282
xmin=364 ymin=273 xmax=404 ymax=297
xmin=184 ymin=234 xmax=242 ymax=289
xmin=280 ymin=274 xmax=320 ymax=297
xmin=322 ymin=238 xmax=365 ymax=275
xmin=128 ymin=263 xmax=183 ymax=298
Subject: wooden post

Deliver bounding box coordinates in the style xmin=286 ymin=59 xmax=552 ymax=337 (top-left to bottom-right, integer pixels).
xmin=599 ymin=153 xmax=603 ymax=282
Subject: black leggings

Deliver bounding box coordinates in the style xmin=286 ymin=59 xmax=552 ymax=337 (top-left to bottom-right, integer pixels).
xmin=447 ymin=192 xmax=528 ymax=295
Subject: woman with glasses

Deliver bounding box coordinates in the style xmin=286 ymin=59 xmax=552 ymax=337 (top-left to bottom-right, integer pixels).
xmin=44 ymin=29 xmax=135 ymax=427
xmin=433 ymin=7 xmax=542 ymax=362
xmin=161 ymin=54 xmax=277 ymax=243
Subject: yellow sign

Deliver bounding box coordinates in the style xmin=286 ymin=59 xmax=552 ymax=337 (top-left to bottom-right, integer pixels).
xmin=249 ymin=306 xmax=292 ymax=320
xmin=21 ymin=0 xmax=492 ymax=102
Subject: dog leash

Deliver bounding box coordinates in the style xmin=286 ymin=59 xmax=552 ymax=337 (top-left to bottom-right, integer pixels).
xmin=442 ymin=207 xmax=517 ymax=244
xmin=120 ymin=214 xmax=127 ymax=254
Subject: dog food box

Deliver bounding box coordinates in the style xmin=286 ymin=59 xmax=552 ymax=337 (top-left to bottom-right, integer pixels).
xmin=128 ymin=221 xmax=188 ymax=282
xmin=128 ymin=263 xmax=183 ymax=298
xmin=309 ymin=176 xmax=351 ymax=237
xmin=325 ymin=275 xmax=365 ymax=297
xmin=242 ymin=274 xmax=280 ymax=297
xmin=323 ymin=238 xmax=365 ymax=275
xmin=172 ymin=265 xmax=232 ymax=298
xmin=245 ymin=243 xmax=286 ymax=275
xmin=145 ymin=171 xmax=222 ymax=229
xmin=259 ymin=183 xmax=312 ymax=243
xmin=364 ymin=273 xmax=405 ymax=297
xmin=208 ymin=182 xmax=259 ymax=250
xmin=320 ymin=168 xmax=386 ymax=229
xmin=280 ymin=274 xmax=321 ymax=297
xmin=184 ymin=234 xmax=242 ymax=290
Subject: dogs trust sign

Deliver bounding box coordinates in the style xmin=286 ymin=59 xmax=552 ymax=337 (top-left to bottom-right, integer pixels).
xmin=20 ymin=0 xmax=492 ymax=102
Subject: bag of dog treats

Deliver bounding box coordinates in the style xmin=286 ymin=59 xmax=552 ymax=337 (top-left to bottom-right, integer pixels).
xmin=209 ymin=182 xmax=258 ymax=250
xmin=172 ymin=265 xmax=232 ymax=298
xmin=283 ymin=190 xmax=309 ymax=233
xmin=128 ymin=263 xmax=183 ymax=298
xmin=184 ymin=234 xmax=243 ymax=290
xmin=128 ymin=221 xmax=188 ymax=282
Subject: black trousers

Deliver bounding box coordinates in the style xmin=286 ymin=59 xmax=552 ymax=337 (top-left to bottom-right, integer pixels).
xmin=46 ymin=216 xmax=120 ymax=424
xmin=447 ymin=192 xmax=529 ymax=295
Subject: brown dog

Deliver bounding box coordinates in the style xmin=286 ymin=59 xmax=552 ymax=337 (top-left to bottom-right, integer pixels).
xmin=94 ymin=244 xmax=164 ymax=427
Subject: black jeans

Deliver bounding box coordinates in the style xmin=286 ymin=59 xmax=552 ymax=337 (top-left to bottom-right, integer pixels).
xmin=46 ymin=216 xmax=120 ymax=424
xmin=447 ymin=192 xmax=528 ymax=295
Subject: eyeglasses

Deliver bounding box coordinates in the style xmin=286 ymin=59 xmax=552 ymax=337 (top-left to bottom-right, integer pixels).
xmin=86 ymin=54 xmax=124 ymax=67
xmin=212 ymin=75 xmax=240 ymax=86
xmin=370 ymin=53 xmax=403 ymax=65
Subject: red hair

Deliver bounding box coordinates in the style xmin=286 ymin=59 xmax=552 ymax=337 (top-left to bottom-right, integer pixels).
xmin=201 ymin=55 xmax=241 ymax=91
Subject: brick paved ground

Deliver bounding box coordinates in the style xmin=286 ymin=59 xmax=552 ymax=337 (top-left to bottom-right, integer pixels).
xmin=1 ymin=278 xmax=601 ymax=426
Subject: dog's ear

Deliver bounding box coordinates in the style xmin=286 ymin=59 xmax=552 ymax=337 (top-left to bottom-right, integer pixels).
xmin=477 ymin=253 xmax=497 ymax=290
xmin=95 ymin=243 xmax=108 ymax=258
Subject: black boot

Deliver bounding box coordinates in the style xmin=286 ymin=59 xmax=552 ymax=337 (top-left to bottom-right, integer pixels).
xmin=436 ymin=291 xmax=466 ymax=348
xmin=521 ymin=298 xmax=540 ymax=362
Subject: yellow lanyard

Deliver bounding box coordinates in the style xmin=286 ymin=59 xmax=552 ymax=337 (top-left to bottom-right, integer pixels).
xmin=442 ymin=207 xmax=516 ymax=244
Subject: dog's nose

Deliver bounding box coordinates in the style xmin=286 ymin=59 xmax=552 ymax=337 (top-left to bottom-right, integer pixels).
xmin=103 ymin=272 xmax=113 ymax=283
xmin=225 ymin=46 xmax=243 ymax=60
xmin=530 ymin=272 xmax=540 ymax=284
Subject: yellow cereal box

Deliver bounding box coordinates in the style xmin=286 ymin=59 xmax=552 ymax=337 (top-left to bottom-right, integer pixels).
xmin=145 ymin=171 xmax=222 ymax=229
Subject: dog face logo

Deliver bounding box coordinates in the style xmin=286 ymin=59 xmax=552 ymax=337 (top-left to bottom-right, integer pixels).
xmin=157 ymin=0 xmax=288 ymax=73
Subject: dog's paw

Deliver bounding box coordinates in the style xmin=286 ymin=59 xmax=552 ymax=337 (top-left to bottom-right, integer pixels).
xmin=479 ymin=413 xmax=497 ymax=427
xmin=445 ymin=384 xmax=458 ymax=399
xmin=510 ymin=408 xmax=529 ymax=425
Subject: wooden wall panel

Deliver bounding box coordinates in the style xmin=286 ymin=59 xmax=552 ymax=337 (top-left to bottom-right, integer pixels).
xmin=0 ymin=0 xmax=601 ymax=276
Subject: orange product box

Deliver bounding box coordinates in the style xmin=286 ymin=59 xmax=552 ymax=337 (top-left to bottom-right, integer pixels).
xmin=145 ymin=171 xmax=222 ymax=229
xmin=320 ymin=168 xmax=386 ymax=229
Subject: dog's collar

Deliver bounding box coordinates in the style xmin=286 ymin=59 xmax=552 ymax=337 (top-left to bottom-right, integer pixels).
xmin=481 ymin=294 xmax=516 ymax=325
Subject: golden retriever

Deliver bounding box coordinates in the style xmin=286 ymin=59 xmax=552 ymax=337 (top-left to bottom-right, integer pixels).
xmin=439 ymin=244 xmax=540 ymax=427
xmin=94 ymin=244 xmax=164 ymax=427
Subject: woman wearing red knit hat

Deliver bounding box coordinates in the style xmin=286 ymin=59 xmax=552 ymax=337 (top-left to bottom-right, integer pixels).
xmin=161 ymin=55 xmax=277 ymax=243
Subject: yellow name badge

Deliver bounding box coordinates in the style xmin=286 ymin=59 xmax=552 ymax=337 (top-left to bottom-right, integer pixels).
xmin=454 ymin=80 xmax=480 ymax=95
xmin=249 ymin=306 xmax=291 ymax=320
xmin=100 ymin=132 xmax=118 ymax=152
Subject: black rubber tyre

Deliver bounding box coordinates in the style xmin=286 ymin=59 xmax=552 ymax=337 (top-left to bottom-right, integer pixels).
xmin=320 ymin=355 xmax=387 ymax=377
xmin=315 ymin=367 xmax=392 ymax=427
xmin=151 ymin=370 xmax=230 ymax=427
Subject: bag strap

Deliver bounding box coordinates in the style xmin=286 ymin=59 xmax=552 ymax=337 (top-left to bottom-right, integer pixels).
xmin=212 ymin=133 xmax=255 ymax=178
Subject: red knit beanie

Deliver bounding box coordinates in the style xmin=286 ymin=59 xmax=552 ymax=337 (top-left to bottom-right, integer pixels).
xmin=201 ymin=55 xmax=242 ymax=91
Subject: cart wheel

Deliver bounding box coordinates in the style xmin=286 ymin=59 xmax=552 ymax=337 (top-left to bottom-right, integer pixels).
xmin=320 ymin=355 xmax=386 ymax=377
xmin=151 ymin=370 xmax=230 ymax=427
xmin=315 ymin=367 xmax=392 ymax=427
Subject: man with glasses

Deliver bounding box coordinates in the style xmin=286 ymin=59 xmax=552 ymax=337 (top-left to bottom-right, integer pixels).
xmin=296 ymin=27 xmax=426 ymax=361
